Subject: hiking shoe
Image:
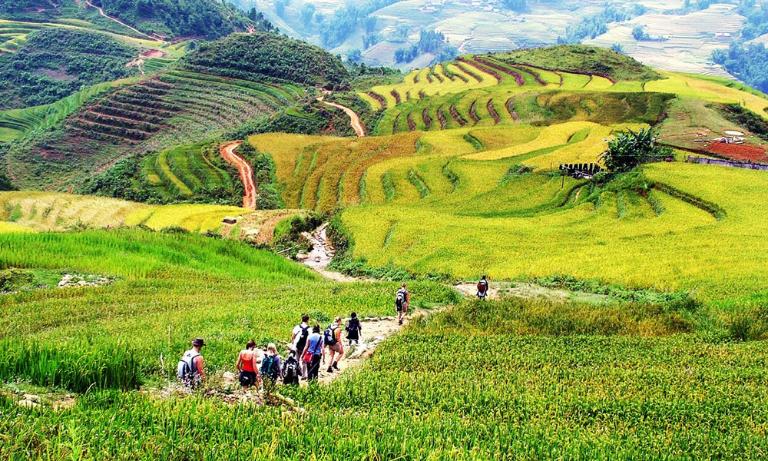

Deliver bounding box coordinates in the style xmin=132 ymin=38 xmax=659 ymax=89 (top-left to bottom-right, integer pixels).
xmin=333 ymin=362 xmax=339 ymax=370
xmin=327 ymin=367 xmax=334 ymax=373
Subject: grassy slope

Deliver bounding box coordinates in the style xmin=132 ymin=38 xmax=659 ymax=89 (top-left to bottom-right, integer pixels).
xmin=0 ymin=230 xmax=452 ymax=384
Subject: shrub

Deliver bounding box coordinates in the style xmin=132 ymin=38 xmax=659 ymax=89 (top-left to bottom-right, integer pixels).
xmin=600 ymin=128 xmax=672 ymax=172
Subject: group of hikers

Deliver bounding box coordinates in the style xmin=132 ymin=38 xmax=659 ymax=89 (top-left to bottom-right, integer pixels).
xmin=178 ymin=278 xmax=489 ymax=389
xmin=177 ymin=310 xmax=367 ymax=389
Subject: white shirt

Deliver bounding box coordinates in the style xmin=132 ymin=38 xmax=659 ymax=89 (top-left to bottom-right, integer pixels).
xmin=292 ymin=322 xmax=309 ymax=347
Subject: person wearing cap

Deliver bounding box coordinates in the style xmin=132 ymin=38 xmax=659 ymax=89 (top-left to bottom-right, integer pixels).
xmin=177 ymin=338 xmax=206 ymax=388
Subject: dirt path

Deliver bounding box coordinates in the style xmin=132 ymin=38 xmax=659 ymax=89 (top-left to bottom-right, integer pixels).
xmin=220 ymin=141 xmax=257 ymax=210
xmin=298 ymin=223 xmax=358 ymax=282
xmin=84 ymin=0 xmax=162 ymax=41
xmin=318 ymin=96 xmax=365 ymax=137
xmin=454 ymin=281 xmax=612 ymax=304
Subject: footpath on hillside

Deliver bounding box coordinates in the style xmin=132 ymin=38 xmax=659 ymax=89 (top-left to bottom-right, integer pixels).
xmin=84 ymin=0 xmax=162 ymax=41
xmin=219 ymin=141 xmax=257 ymax=210
xmin=318 ymin=95 xmax=365 ymax=137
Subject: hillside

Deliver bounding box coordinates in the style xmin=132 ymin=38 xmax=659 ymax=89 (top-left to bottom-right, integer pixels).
xmin=0 ymin=0 xmax=268 ymax=39
xmin=1 ymin=32 xmax=350 ymax=192
xmin=182 ymin=32 xmax=349 ymax=88
xmin=0 ymin=28 xmax=139 ymax=110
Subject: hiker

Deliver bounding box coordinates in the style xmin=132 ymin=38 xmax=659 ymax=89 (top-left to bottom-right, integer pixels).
xmin=477 ymin=275 xmax=489 ymax=300
xmin=283 ymin=348 xmax=300 ymax=386
xmin=395 ymin=283 xmax=410 ymax=325
xmin=325 ymin=317 xmax=344 ymax=373
xmin=303 ymin=325 xmax=325 ymax=381
xmin=260 ymin=343 xmax=283 ymax=384
xmin=177 ymin=338 xmax=206 ymax=388
xmin=291 ymin=314 xmax=311 ymax=379
xmin=346 ymin=312 xmax=362 ymax=346
xmin=236 ymin=340 xmax=260 ymax=389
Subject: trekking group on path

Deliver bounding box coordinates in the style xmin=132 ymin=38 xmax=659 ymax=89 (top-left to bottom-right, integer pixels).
xmin=177 ymin=284 xmax=411 ymax=390
xmin=177 ymin=278 xmax=489 ymax=390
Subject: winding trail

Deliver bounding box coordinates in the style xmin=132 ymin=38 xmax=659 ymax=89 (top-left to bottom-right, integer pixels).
xmin=298 ymin=223 xmax=433 ymax=384
xmin=318 ymin=96 xmax=365 ymax=137
xmin=220 ymin=141 xmax=257 ymax=210
xmin=84 ymin=0 xmax=162 ymax=41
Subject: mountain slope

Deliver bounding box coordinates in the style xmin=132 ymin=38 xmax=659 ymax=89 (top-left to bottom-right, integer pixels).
xmin=4 ymin=32 xmax=347 ymax=191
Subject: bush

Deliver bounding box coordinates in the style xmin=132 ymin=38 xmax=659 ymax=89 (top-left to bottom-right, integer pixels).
xmin=600 ymin=128 xmax=671 ymax=172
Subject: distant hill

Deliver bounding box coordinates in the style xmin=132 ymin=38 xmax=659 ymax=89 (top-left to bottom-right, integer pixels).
xmin=182 ymin=32 xmax=349 ymax=88
xmin=0 ymin=0 xmax=270 ymax=39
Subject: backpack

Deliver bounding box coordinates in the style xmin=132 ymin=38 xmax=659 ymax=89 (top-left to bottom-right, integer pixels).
xmin=395 ymin=290 xmax=406 ymax=308
xmin=176 ymin=351 xmax=199 ymax=384
xmin=295 ymin=325 xmax=309 ymax=351
xmin=324 ymin=325 xmax=337 ymax=346
xmin=283 ymin=357 xmax=299 ymax=385
xmin=261 ymin=355 xmax=279 ymax=380
xmin=477 ymin=280 xmax=488 ymax=293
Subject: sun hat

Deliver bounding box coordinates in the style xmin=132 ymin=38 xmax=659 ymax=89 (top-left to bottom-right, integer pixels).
xmin=192 ymin=338 xmax=206 ymax=347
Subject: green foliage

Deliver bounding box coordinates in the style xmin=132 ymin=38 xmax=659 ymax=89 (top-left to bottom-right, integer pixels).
xmin=95 ymin=0 xmax=268 ymax=38
xmin=600 ymin=128 xmax=671 ymax=172
xmin=0 ymin=29 xmax=136 ymax=109
xmin=713 ymin=43 xmax=768 ymax=94
xmin=183 ymin=33 xmax=349 ymax=88
xmin=559 ymin=4 xmax=642 ymax=44
xmin=236 ymin=142 xmax=284 ymax=209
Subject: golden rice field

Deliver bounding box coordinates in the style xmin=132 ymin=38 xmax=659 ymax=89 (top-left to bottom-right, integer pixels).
xmin=340 ymin=162 xmax=768 ymax=305
xmin=0 ymin=191 xmax=290 ymax=235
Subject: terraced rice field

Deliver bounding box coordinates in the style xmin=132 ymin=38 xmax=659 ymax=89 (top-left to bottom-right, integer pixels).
xmin=362 ymin=57 xmax=767 ymax=137
xmin=0 ymin=19 xmax=173 ymax=54
xmin=0 ymin=191 xmax=272 ymax=234
xmin=6 ymin=70 xmax=303 ymax=190
xmin=141 ymin=142 xmax=238 ymax=201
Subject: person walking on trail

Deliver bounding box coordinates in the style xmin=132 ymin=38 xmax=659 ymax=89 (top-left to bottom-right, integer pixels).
xmin=291 ymin=314 xmax=311 ymax=379
xmin=303 ymin=325 xmax=325 ymax=382
xmin=477 ymin=275 xmax=490 ymax=300
xmin=236 ymin=340 xmax=260 ymax=389
xmin=283 ymin=348 xmax=300 ymax=386
xmin=325 ymin=317 xmax=344 ymax=373
xmin=395 ymin=284 xmax=411 ymax=325
xmin=346 ymin=312 xmax=362 ymax=346
xmin=260 ymin=343 xmax=283 ymax=385
xmin=177 ymin=338 xmax=206 ymax=388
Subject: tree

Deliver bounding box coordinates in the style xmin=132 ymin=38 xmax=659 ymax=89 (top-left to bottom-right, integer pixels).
xmin=600 ymin=128 xmax=671 ymax=172
xmin=347 ymin=49 xmax=363 ymax=63
xmin=632 ymin=25 xmax=650 ymax=41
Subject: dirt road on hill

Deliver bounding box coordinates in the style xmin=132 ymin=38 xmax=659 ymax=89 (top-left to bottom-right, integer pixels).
xmin=318 ymin=96 xmax=365 ymax=137
xmin=220 ymin=141 xmax=257 ymax=210
xmin=84 ymin=0 xmax=161 ymax=41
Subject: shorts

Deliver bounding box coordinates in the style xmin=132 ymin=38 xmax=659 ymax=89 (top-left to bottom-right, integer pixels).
xmin=396 ymin=303 xmax=406 ymax=312
xmin=329 ymin=342 xmax=343 ymax=353
xmin=239 ymin=371 xmax=258 ymax=387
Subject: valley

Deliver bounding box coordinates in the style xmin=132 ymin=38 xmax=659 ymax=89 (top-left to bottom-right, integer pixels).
xmin=1 ymin=4 xmax=768 ymax=459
